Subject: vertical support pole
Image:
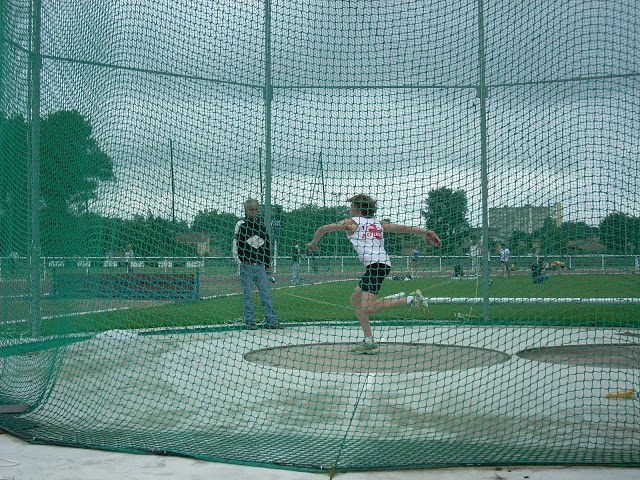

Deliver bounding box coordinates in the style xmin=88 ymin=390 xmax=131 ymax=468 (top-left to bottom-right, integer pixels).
xmin=28 ymin=0 xmax=42 ymax=337
xmin=169 ymin=139 xmax=176 ymax=225
xmin=263 ymin=0 xmax=273 ymax=239
xmin=477 ymin=0 xmax=491 ymax=321
xmin=318 ymin=150 xmax=326 ymax=208
xmin=263 ymin=0 xmax=278 ymax=273
xmin=258 ymin=147 xmax=264 ymax=204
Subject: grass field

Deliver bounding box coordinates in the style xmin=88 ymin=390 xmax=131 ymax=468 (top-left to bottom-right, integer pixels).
xmin=2 ymin=272 xmax=630 ymax=338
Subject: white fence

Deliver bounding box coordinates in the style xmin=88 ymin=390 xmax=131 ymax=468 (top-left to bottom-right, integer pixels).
xmin=0 ymin=254 xmax=638 ymax=281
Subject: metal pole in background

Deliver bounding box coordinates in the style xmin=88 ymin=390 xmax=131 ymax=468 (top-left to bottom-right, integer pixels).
xmin=258 ymin=147 xmax=264 ymax=204
xmin=318 ymin=150 xmax=326 ymax=208
xmin=169 ymin=139 xmax=177 ymax=259
xmin=263 ymin=0 xmax=274 ymax=265
xmin=28 ymin=0 xmax=42 ymax=337
xmin=477 ymin=0 xmax=491 ymax=321
xmin=318 ymin=154 xmax=330 ymax=268
xmin=169 ymin=139 xmax=176 ymax=225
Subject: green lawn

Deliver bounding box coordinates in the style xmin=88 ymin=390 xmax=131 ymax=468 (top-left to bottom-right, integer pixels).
xmin=24 ymin=273 xmax=637 ymax=337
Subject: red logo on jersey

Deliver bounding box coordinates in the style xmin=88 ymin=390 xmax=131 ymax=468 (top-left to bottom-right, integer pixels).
xmin=361 ymin=224 xmax=382 ymax=239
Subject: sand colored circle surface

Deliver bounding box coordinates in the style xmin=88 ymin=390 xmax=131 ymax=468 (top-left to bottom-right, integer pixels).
xmin=244 ymin=342 xmax=511 ymax=373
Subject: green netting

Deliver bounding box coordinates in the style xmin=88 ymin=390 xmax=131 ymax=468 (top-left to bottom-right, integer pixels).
xmin=1 ymin=0 xmax=639 ymax=473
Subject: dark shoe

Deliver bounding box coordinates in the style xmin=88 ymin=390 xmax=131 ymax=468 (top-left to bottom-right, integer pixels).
xmin=245 ymin=323 xmax=258 ymax=330
xmin=264 ymin=322 xmax=284 ymax=330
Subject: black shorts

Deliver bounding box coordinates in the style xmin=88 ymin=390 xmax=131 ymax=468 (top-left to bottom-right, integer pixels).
xmin=359 ymin=263 xmax=391 ymax=294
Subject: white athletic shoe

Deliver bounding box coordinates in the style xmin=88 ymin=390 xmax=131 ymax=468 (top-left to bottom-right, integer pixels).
xmin=409 ymin=290 xmax=429 ymax=315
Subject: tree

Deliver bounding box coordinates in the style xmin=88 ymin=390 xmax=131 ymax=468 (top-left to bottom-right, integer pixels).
xmin=117 ymin=213 xmax=192 ymax=257
xmin=421 ymin=187 xmax=471 ymax=254
xmin=533 ymin=217 xmax=561 ymax=255
xmin=599 ymin=212 xmax=640 ymax=254
xmin=40 ymin=110 xmax=114 ymax=215
xmin=0 ymin=110 xmax=115 ymax=255
xmin=0 ymin=114 xmax=29 ymax=255
xmin=559 ymin=221 xmax=594 ymax=253
xmin=508 ymin=230 xmax=533 ymax=255
xmin=280 ymin=204 xmax=351 ymax=256
xmin=532 ymin=219 xmax=599 ymax=255
xmin=191 ymin=208 xmax=240 ymax=254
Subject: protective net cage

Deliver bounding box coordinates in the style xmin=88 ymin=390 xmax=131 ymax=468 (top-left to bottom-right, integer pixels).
xmin=1 ymin=0 xmax=639 ymax=473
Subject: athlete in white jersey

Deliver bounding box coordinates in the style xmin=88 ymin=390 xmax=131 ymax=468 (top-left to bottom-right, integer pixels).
xmin=347 ymin=216 xmax=391 ymax=267
xmin=307 ymin=194 xmax=441 ymax=355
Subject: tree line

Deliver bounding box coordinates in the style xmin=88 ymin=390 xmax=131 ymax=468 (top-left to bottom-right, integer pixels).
xmin=1 ymin=111 xmax=638 ymax=258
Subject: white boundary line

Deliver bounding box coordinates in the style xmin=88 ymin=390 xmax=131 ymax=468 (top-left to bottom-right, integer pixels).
xmin=5 ymin=307 xmax=131 ymax=325
xmin=431 ymin=297 xmax=640 ymax=304
xmin=281 ymin=291 xmax=351 ymax=309
xmin=282 ymin=291 xmax=639 ymax=306
xmin=4 ymin=296 xmax=636 ymax=328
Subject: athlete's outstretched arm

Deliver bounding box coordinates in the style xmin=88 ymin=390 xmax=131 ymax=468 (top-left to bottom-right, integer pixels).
xmin=306 ymin=218 xmax=356 ymax=250
xmin=381 ymin=223 xmax=442 ymax=248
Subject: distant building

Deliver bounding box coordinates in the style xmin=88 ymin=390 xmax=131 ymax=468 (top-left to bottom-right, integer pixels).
xmin=175 ymin=232 xmax=212 ymax=256
xmin=489 ymin=203 xmax=562 ymax=242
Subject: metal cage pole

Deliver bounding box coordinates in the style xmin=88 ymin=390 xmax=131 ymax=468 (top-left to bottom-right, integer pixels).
xmin=263 ymin=0 xmax=273 ymax=238
xmin=477 ymin=0 xmax=491 ymax=321
xmin=28 ymin=0 xmax=42 ymax=337
xmin=169 ymin=139 xmax=176 ymax=225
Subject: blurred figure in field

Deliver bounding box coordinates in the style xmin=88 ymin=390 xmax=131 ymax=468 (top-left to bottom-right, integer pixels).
xmin=531 ymin=258 xmax=550 ymax=284
xmin=469 ymin=240 xmax=480 ymax=276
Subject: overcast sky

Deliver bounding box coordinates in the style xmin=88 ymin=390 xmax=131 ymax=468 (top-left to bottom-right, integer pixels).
xmin=6 ymin=0 xmax=637 ymax=227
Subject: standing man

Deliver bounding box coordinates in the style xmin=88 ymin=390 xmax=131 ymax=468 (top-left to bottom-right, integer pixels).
xmin=306 ymin=194 xmax=441 ymax=355
xmin=8 ymin=251 xmax=19 ymax=275
xmin=291 ymin=242 xmax=301 ymax=284
xmin=469 ymin=240 xmax=480 ymax=276
xmin=310 ymin=249 xmax=319 ymax=273
xmin=124 ymin=245 xmax=135 ymax=273
xmin=233 ymin=199 xmax=282 ymax=330
xmin=499 ymin=243 xmax=511 ymax=276
xmin=410 ymin=247 xmax=419 ymax=277
xmin=531 ymin=257 xmax=550 ymax=284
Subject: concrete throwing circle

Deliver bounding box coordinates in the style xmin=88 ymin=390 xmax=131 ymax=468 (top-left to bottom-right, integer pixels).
xmin=244 ymin=342 xmax=511 ymax=373
xmin=517 ymin=344 xmax=640 ymax=369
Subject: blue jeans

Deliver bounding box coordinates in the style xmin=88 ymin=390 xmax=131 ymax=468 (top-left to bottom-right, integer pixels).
xmin=291 ymin=261 xmax=300 ymax=283
xmin=240 ymin=263 xmax=278 ymax=324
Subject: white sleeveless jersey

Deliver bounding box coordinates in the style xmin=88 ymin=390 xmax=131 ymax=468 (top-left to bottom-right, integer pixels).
xmin=346 ymin=216 xmax=391 ymax=267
